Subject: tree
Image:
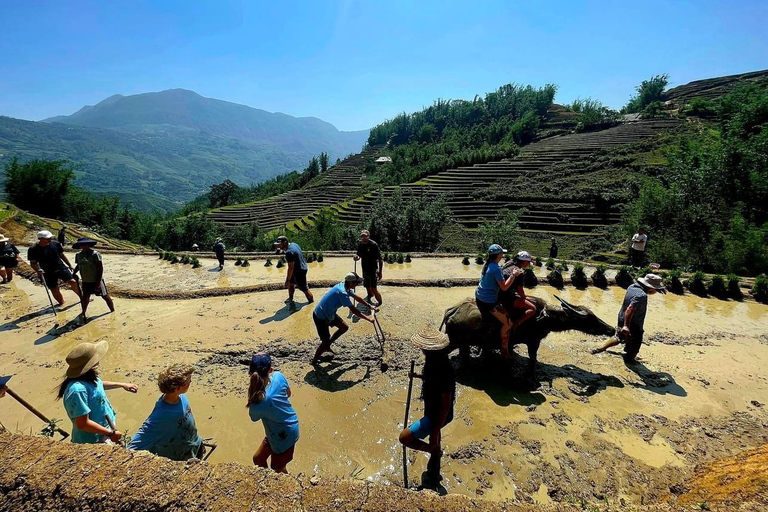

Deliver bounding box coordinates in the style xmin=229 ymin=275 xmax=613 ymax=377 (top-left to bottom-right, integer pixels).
xmin=4 ymin=158 xmax=75 ymax=218
xmin=208 ymin=179 xmax=239 ymax=208
xmin=476 ymin=210 xmax=522 ymax=253
xmin=319 ymin=152 xmax=329 ymax=173
xmin=622 ymin=74 xmax=669 ymax=114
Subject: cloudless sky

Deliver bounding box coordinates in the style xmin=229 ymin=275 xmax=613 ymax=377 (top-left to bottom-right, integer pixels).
xmin=1 ymin=0 xmax=766 ymax=131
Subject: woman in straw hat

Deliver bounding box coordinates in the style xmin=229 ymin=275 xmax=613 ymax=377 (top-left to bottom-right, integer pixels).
xmin=0 ymin=233 xmax=21 ymax=283
xmin=56 ymin=340 xmax=138 ymax=444
xmin=399 ymin=327 xmax=455 ymax=488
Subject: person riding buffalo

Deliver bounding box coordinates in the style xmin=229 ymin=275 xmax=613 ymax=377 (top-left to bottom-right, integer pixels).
xmin=474 ymin=244 xmax=518 ymax=359
xmin=502 ymin=251 xmax=537 ymax=345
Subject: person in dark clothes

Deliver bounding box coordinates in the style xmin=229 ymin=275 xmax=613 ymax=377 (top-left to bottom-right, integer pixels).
xmin=498 ymin=251 xmax=537 ymax=350
xmin=0 ymin=234 xmax=21 ymax=283
xmin=630 ymin=228 xmax=648 ymax=268
xmin=274 ymin=235 xmax=314 ymax=304
xmin=28 ymin=230 xmax=82 ymax=306
xmin=353 ymin=230 xmax=384 ymax=306
xmin=57 ymin=225 xmax=67 ymax=244
xmin=591 ymin=273 xmax=665 ymax=363
xmin=399 ymin=328 xmax=455 ymax=490
xmin=213 ymin=238 xmax=226 ymax=270
xmin=72 ymin=237 xmax=115 ymax=322
xmin=549 ymin=237 xmax=558 ymax=259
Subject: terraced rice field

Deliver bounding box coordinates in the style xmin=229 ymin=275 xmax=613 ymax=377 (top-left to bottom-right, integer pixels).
xmin=207 ymin=145 xmax=384 ymax=230
xmin=330 ymin=119 xmax=682 ymax=235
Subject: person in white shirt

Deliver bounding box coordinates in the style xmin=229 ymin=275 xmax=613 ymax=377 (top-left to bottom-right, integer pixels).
xmin=630 ymin=228 xmax=648 ymax=267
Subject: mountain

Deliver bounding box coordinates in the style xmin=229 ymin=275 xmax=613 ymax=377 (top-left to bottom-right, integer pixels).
xmin=0 ymin=90 xmax=368 ymax=212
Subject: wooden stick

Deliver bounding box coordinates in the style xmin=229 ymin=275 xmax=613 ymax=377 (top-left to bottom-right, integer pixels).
xmin=6 ymin=387 xmax=69 ymax=439
xmin=202 ymin=441 xmax=218 ymax=461
xmin=402 ymin=360 xmax=416 ymax=488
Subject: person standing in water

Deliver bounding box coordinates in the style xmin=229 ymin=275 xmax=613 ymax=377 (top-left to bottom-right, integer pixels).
xmin=591 ymin=273 xmax=666 ymax=363
xmin=0 ymin=234 xmax=21 ymax=283
xmin=72 ymin=237 xmax=115 ymax=323
xmin=399 ymin=328 xmax=456 ymax=490
xmin=129 ymin=364 xmax=203 ymax=461
xmin=474 ymin=244 xmax=518 ymax=359
xmin=57 ymin=340 xmax=138 ymax=444
xmin=549 ymin=237 xmax=558 ymax=259
xmin=213 ymin=238 xmax=226 ymax=270
xmin=28 ymin=230 xmax=82 ymax=306
xmin=353 ymin=230 xmax=384 ymax=306
xmin=274 ymin=235 xmax=314 ymax=304
xmin=247 ymin=353 xmax=299 ymax=473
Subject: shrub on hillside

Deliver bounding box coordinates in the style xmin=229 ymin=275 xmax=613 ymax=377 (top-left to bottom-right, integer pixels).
xmin=591 ymin=264 xmax=608 ymax=288
xmin=570 ymin=98 xmax=619 ymax=132
xmin=615 ymin=265 xmax=634 ymax=289
xmin=684 ymin=98 xmax=716 ymax=118
xmin=476 ymin=209 xmax=521 ymax=255
xmin=752 ymin=274 xmax=768 ymax=303
xmin=641 ymin=101 xmax=665 ymax=119
xmin=621 ymin=74 xmax=668 ymax=114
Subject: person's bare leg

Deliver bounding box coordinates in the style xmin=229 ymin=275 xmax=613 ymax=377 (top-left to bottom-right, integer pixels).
xmin=591 ymin=336 xmax=620 ymax=355
xmin=372 ymin=287 xmax=383 ymax=305
xmin=104 ymin=295 xmax=115 ymax=312
xmin=491 ymin=308 xmax=513 ymax=358
xmin=288 ymin=284 xmax=295 ymax=302
xmin=270 ymin=445 xmax=294 ymax=474
xmin=253 ymin=438 xmax=272 ymax=468
xmin=399 ymin=429 xmax=431 ymax=453
xmin=80 ymin=292 xmax=91 ymax=319
xmin=303 ymin=289 xmax=314 ymax=303
xmin=0 ymin=268 xmax=6 ymax=283
xmin=68 ymin=279 xmax=82 ymax=300
xmin=51 ymin=286 xmax=65 ymax=306
xmin=6 ymin=268 xmax=12 ymax=282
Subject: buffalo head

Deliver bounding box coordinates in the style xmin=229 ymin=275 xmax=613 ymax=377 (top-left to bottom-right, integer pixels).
xmin=554 ymin=295 xmax=614 ymax=337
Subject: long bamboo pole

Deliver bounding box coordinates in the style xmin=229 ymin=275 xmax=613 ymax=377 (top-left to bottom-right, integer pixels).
xmin=402 ymin=360 xmax=416 ymax=488
xmin=6 ymin=387 xmax=69 ymax=439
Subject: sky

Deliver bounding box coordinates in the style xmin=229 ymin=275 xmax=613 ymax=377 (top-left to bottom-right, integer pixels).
xmin=1 ymin=0 xmax=766 ymax=131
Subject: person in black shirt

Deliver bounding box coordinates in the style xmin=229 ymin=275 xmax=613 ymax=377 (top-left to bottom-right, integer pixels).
xmin=549 ymin=237 xmax=558 ymax=259
xmin=27 ymin=230 xmax=82 ymax=306
xmin=213 ymin=238 xmax=225 ymax=270
xmin=0 ymin=234 xmax=21 ymax=283
xmin=57 ymin=225 xmax=67 ymax=245
xmin=353 ymin=230 xmax=383 ymax=306
xmin=399 ymin=328 xmax=455 ymax=489
xmin=497 ymin=251 xmax=537 ymax=353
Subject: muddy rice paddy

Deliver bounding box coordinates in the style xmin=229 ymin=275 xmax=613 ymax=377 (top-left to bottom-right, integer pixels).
xmin=1 ymin=254 xmax=767 ymax=506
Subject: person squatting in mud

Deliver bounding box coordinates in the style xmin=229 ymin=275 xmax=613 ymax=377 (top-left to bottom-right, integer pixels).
xmin=311 ymin=272 xmax=376 ymax=365
xmin=247 ymin=353 xmax=299 ymax=473
xmin=129 ymin=364 xmax=204 ymax=461
xmin=591 ymin=273 xmax=666 ymax=363
xmin=57 ymin=340 xmax=138 ymax=444
xmin=72 ymin=237 xmax=115 ymax=323
xmin=474 ymin=244 xmax=521 ymax=359
xmin=399 ymin=328 xmax=456 ymax=490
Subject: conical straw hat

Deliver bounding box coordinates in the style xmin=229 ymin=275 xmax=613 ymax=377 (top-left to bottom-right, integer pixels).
xmin=411 ymin=327 xmax=449 ymax=351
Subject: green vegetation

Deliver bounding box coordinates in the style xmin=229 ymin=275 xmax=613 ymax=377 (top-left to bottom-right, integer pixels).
xmin=523 ymin=266 xmax=538 ymax=288
xmin=752 ymin=274 xmax=768 ymax=303
xmin=708 ymin=275 xmax=727 ymax=297
xmin=365 ymin=191 xmax=452 ymax=252
xmin=476 ymin=210 xmax=521 ymax=254
xmin=571 ymin=262 xmax=588 ymax=288
xmin=568 ymin=98 xmax=619 ymax=132
xmin=591 ymin=264 xmax=608 ymax=288
xmin=462 ymin=256 xmax=470 ymax=265
xmin=726 ymin=273 xmax=742 ymax=299
xmin=621 ymin=74 xmax=669 ymax=114
xmin=547 ymin=268 xmax=564 ymax=289
xmin=667 ymin=269 xmax=684 ymax=294
xmin=688 ymin=271 xmax=708 ymax=296
xmin=623 ymin=84 xmax=768 ymax=275
xmin=615 ymin=265 xmax=634 ymax=288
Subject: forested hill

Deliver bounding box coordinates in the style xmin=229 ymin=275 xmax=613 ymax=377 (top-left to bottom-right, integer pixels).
xmin=0 ymin=90 xmax=368 ymax=212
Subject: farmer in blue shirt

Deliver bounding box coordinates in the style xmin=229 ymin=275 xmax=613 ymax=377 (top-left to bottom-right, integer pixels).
xmin=274 ymin=235 xmax=314 ymax=304
xmin=57 ymin=340 xmax=138 ymax=444
xmin=475 ymin=244 xmax=519 ymax=359
xmin=591 ymin=273 xmax=666 ymax=363
xmin=129 ymin=364 xmax=203 ymax=461
xmin=311 ymin=273 xmax=376 ymax=365
xmin=247 ymin=353 xmax=299 ymax=473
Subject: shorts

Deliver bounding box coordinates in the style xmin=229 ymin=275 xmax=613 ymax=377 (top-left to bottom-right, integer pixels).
xmin=616 ymin=325 xmax=644 ymax=357
xmin=475 ymin=297 xmax=498 ymax=318
xmin=0 ymin=259 xmax=18 ymax=269
xmin=407 ymin=416 xmax=435 ymax=440
xmin=313 ymin=313 xmax=344 ymax=344
xmin=290 ymin=269 xmax=309 ymax=292
xmin=43 ymin=268 xmax=73 ymax=289
xmin=362 ymin=268 xmax=378 ymax=289
xmin=82 ymin=280 xmax=109 ymax=297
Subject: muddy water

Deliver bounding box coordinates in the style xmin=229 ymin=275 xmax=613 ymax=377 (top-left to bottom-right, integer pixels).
xmin=1 ymin=276 xmax=767 ymax=504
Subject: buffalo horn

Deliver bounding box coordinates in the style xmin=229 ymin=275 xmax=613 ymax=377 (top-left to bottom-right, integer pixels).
xmin=554 ymin=295 xmax=587 ymax=317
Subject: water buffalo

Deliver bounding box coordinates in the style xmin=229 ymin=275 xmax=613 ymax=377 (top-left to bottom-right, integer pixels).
xmin=440 ymin=294 xmax=614 ymax=378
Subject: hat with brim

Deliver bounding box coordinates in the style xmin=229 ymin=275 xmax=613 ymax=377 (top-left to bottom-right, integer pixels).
xmin=411 ymin=327 xmax=450 ymax=351
xmin=65 ymin=340 xmax=109 ymax=378
xmin=273 ymin=235 xmax=288 ymax=246
xmin=72 ymin=237 xmax=98 ymax=249
xmin=37 ymin=230 xmax=54 ymax=240
xmin=637 ymin=274 xmax=666 ymax=292
xmin=344 ymin=272 xmax=364 ymax=285
xmin=0 ymin=235 xmax=9 ymax=243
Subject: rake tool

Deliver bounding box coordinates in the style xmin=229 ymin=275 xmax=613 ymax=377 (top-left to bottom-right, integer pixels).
xmin=6 ymin=387 xmax=69 ymax=439
xmin=39 ymin=271 xmax=60 ymax=329
xmin=202 ymin=438 xmax=218 ymax=461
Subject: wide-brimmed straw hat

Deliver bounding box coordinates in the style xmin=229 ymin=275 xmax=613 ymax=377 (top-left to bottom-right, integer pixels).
xmin=65 ymin=340 xmax=109 ymax=378
xmin=411 ymin=327 xmax=450 ymax=351
xmin=0 ymin=234 xmax=9 ymax=243
xmin=72 ymin=237 xmax=98 ymax=249
xmin=637 ymin=274 xmax=666 ymax=292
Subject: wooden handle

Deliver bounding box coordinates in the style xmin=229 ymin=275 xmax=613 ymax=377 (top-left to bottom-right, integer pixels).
xmin=402 ymin=360 xmax=416 ymax=488
xmin=7 ymin=388 xmax=69 ymax=439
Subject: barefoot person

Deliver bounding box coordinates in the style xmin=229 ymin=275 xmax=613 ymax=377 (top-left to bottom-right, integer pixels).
xmin=399 ymin=328 xmax=455 ymax=490
xmin=72 ymin=237 xmax=115 ymax=322
xmin=274 ymin=235 xmax=314 ymax=304
xmin=0 ymin=234 xmax=20 ymax=284
xmin=505 ymin=251 xmax=537 ymax=341
xmin=213 ymin=237 xmax=226 ymax=270
xmin=311 ymin=273 xmax=375 ymax=365
xmin=591 ymin=273 xmax=666 ymax=363
xmin=353 ymin=230 xmax=383 ymax=306
xmin=129 ymin=364 xmax=203 ymax=461
xmin=28 ymin=230 xmax=82 ymax=306
xmin=475 ymin=244 xmax=518 ymax=359
xmin=247 ymin=353 xmax=299 ymax=473
xmin=57 ymin=340 xmax=138 ymax=444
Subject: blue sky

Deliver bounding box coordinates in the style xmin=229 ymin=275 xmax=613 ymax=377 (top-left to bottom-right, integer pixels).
xmin=1 ymin=0 xmax=766 ymax=131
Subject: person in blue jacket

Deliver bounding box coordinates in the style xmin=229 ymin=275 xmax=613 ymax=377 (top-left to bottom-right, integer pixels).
xmin=129 ymin=364 xmax=203 ymax=461
xmin=475 ymin=244 xmax=518 ymax=359
xmin=247 ymin=353 xmax=299 ymax=473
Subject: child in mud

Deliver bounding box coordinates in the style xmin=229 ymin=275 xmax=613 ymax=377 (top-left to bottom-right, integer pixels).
xmin=57 ymin=340 xmax=138 ymax=444
xmin=247 ymin=353 xmax=299 ymax=473
xmin=128 ymin=364 xmax=203 ymax=461
xmin=310 ymin=272 xmax=376 ymax=365
xmin=72 ymin=237 xmax=115 ymax=323
xmin=399 ymin=328 xmax=455 ymax=490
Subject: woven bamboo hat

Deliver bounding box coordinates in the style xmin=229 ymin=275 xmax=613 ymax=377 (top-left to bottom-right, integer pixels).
xmin=411 ymin=327 xmax=449 ymax=351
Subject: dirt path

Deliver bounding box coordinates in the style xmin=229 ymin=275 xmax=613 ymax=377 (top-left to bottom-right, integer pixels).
xmin=1 ymin=271 xmax=767 ymax=506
